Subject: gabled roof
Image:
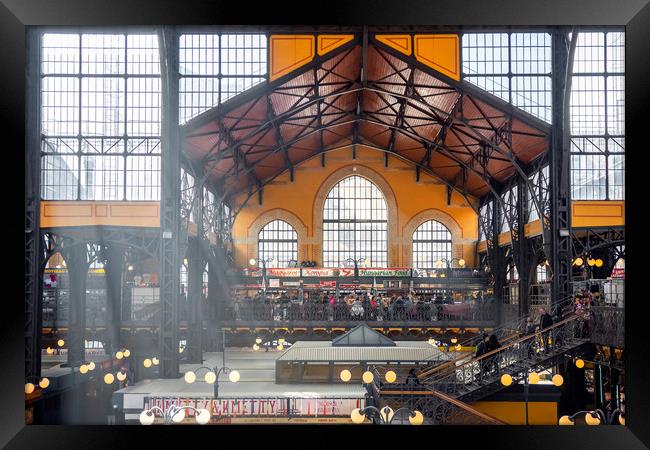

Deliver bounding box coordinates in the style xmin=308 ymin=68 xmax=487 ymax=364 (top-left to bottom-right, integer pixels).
xmin=332 ymin=324 xmax=396 ymax=347
xmin=182 ymin=37 xmax=550 ymax=203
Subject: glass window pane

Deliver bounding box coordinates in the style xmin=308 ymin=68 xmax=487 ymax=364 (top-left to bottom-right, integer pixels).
xmin=322 ymin=175 xmax=387 ymax=267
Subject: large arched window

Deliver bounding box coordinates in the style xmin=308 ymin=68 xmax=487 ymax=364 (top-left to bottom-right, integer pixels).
xmin=258 ymin=220 xmax=298 ymax=268
xmin=323 ymin=175 xmax=388 ymax=267
xmin=412 ymin=220 xmax=452 ymax=269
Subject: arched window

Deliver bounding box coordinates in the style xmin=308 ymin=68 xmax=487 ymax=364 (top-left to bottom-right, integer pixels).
xmin=412 ymin=220 xmax=452 ymax=269
xmin=258 ymin=220 xmax=298 ymax=268
xmin=323 ymin=175 xmax=387 ymax=267
xmin=536 ymin=263 xmax=549 ymax=282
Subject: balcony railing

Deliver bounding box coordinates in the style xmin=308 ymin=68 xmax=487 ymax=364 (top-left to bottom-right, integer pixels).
xmin=223 ymin=301 xmax=497 ymax=323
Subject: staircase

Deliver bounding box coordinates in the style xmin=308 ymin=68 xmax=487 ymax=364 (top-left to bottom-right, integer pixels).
xmin=375 ymin=297 xmax=588 ymax=423
xmin=426 ymin=314 xmax=588 ymax=403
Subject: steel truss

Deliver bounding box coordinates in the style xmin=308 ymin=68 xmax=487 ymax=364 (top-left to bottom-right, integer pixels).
xmin=182 ymin=34 xmax=550 ymax=222
xmin=25 ymin=28 xmax=42 ymax=381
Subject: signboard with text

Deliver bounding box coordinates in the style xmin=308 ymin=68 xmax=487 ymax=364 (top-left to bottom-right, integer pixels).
xmin=143 ymin=397 xmax=364 ymax=420
xmin=339 ymin=268 xmax=411 ymax=277
xmin=302 ymin=268 xmax=337 ymax=277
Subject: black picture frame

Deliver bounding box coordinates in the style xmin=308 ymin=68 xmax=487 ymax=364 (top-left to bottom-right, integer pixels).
xmin=2 ymin=0 xmax=648 ymax=448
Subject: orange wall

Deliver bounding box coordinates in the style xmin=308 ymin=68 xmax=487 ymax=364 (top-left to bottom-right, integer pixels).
xmin=572 ymin=200 xmax=625 ymax=228
xmin=40 ymin=201 xmax=160 ymax=228
xmin=231 ymin=145 xmax=478 ymax=268
xmin=470 ymin=401 xmax=558 ymax=425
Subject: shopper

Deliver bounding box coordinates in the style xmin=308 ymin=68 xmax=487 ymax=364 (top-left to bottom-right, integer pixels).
xmin=406 ymin=368 xmax=421 ymax=388
xmin=538 ymin=307 xmax=553 ymax=351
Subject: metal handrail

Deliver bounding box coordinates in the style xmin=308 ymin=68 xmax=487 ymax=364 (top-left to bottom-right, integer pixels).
xmin=425 ymin=313 xmax=585 ymax=393
xmin=379 ymin=388 xmax=506 ymax=425
xmin=417 ymin=294 xmax=576 ymax=379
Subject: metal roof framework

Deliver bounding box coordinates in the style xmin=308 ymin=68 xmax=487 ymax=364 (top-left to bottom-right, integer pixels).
xmin=181 ymin=34 xmax=552 ymax=216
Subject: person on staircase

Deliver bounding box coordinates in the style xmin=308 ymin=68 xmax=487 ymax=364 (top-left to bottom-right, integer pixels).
xmin=486 ymin=334 xmax=502 ymax=374
xmin=538 ymin=307 xmax=554 ymax=352
xmin=474 ymin=333 xmax=490 ymax=381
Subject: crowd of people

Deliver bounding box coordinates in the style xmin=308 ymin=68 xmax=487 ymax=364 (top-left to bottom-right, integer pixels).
xmin=228 ymin=290 xmax=492 ymax=322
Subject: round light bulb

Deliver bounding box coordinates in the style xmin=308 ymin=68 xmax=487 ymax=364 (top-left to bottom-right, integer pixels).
xmin=123 ymin=349 xmax=131 ymax=358
xmin=428 ymin=338 xmax=435 ymax=345
xmin=385 ymin=370 xmax=397 ymax=383
xmin=585 ymin=412 xmax=601 ymax=425
xmin=440 ymin=273 xmax=446 ymax=278
xmin=574 ymin=257 xmax=583 ymax=267
xmin=179 ymin=347 xmax=185 ymax=354
xmin=277 ymin=344 xmax=284 ymax=351
xmin=255 ymin=338 xmax=262 ymax=344
xmin=558 ymin=415 xmax=574 ymax=426
xmin=409 ymin=410 xmax=424 ymax=425
xmin=116 ymin=351 xmax=124 ymax=360
xmin=575 ymin=359 xmax=585 ymax=369
xmin=351 ymin=408 xmax=365 ymax=424
xmin=195 ymin=408 xmax=211 ymax=425
xmin=362 ymin=371 xmax=374 ymax=384
xmin=184 ymin=371 xmax=197 ymax=384
xmin=595 ymin=259 xmax=603 ymax=267
xmin=619 ymin=414 xmax=625 ymax=426
xmin=458 ymin=259 xmax=466 ymax=267
xmin=139 ymin=410 xmax=155 ymax=425
xmin=587 ymin=258 xmax=596 ymax=267
xmin=500 ymin=374 xmax=512 ymax=387
xmin=172 ymin=408 xmax=186 ymax=423
xmin=25 ymin=383 xmax=35 ymax=394
xmin=39 ymin=378 xmax=50 ymax=389
xmin=143 ymin=358 xmax=152 ymax=368
xmin=152 ymin=357 xmax=159 ymax=365
xmin=340 ymin=369 xmax=352 ymax=382
xmin=57 ymin=339 xmax=65 ymax=347
xmin=79 ymin=364 xmax=89 ymax=374
xmin=528 ymin=372 xmax=540 ymax=384
xmin=455 ymin=344 xmax=462 ymax=351
xmin=552 ymin=374 xmax=564 ymax=386
xmin=88 ymin=361 xmax=96 ymax=371
xmin=278 ymin=338 xmax=285 ymax=344
xmin=450 ymin=337 xmax=458 ymax=344
xmin=249 ymin=258 xmax=257 ymax=266
xmin=46 ymin=347 xmax=54 ymax=354
xmin=253 ymin=344 xmax=260 ymax=351
xmin=204 ymin=371 xmax=217 ymax=384
xmin=228 ymin=370 xmax=240 ymax=383
xmin=116 ymin=371 xmax=127 ymax=381
xmin=104 ymin=373 xmax=115 ymax=384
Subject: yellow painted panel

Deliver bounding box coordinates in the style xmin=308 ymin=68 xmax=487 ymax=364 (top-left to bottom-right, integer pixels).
xmin=498 ymin=232 xmax=511 ymax=246
xmin=470 ymin=401 xmax=558 ymax=425
xmin=414 ymin=34 xmax=460 ymax=80
xmin=524 ymin=219 xmax=543 ymax=237
xmin=317 ymin=34 xmax=354 ymax=56
xmin=572 ymin=200 xmax=625 ymax=227
xmin=41 ymin=201 xmax=160 ymax=228
xmin=110 ymin=203 xmax=158 ymax=217
xmin=269 ymin=35 xmax=315 ymax=81
xmin=43 ymin=203 xmax=93 ymax=217
xmin=375 ymin=34 xmax=412 ymax=56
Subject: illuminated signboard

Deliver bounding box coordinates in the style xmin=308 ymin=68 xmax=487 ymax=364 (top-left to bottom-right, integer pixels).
xmin=339 ymin=268 xmax=411 ymax=277
xmin=302 ymin=268 xmax=337 ymax=277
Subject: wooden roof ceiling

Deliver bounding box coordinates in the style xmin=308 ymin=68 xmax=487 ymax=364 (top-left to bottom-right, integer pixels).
xmin=182 ymin=37 xmax=550 ymax=205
